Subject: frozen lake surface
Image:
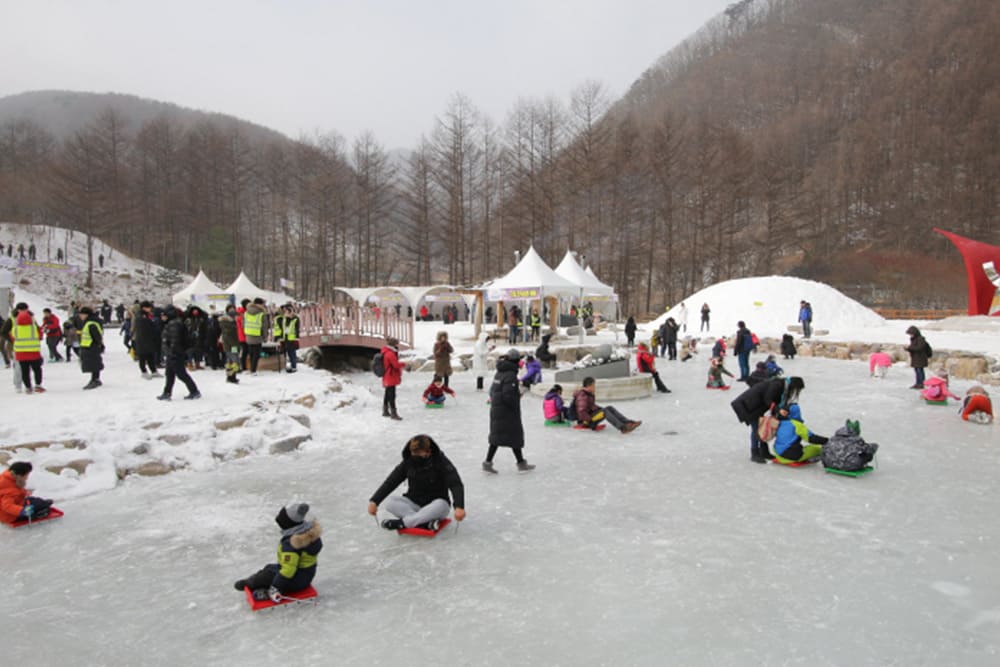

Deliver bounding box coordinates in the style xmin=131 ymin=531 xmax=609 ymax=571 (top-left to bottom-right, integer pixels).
xmin=4 ymin=352 xmax=999 ymax=666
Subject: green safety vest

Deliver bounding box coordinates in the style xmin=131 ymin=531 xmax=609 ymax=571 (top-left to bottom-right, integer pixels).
xmin=244 ymin=311 xmax=263 ymax=337
xmin=13 ymin=321 xmax=41 ymax=354
xmin=80 ymin=320 xmax=103 ymax=348
xmin=273 ymin=314 xmax=299 ymax=341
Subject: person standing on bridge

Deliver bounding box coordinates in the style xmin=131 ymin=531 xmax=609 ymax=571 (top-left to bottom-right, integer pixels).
xmin=381 ymin=336 xmax=403 ymax=420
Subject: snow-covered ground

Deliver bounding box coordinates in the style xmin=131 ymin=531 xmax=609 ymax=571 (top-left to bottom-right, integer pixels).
xmin=2 ymin=222 xmax=999 ymax=665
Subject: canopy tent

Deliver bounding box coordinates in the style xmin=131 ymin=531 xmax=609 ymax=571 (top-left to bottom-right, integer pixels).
xmin=224 ymin=271 xmax=286 ymax=306
xmin=554 ymin=251 xmax=615 ymax=297
xmin=171 ymin=270 xmax=224 ymax=307
xmin=333 ymin=285 xmax=460 ymax=312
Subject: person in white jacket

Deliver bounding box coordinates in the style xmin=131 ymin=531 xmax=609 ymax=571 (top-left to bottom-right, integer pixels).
xmin=677 ymin=302 xmax=689 ymax=333
xmin=473 ymin=332 xmax=493 ymax=391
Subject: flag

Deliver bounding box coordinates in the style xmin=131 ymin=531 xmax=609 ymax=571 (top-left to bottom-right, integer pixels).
xmin=280 ymin=278 xmax=295 ymax=290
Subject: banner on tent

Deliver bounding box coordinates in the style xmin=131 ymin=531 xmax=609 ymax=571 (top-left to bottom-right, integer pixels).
xmin=488 ymin=288 xmax=540 ymax=301
xmin=192 ymin=293 xmax=235 ymax=305
xmin=424 ymin=293 xmax=463 ymax=303
xmin=584 ymin=294 xmax=619 ymax=302
xmin=368 ymin=294 xmax=404 ymax=303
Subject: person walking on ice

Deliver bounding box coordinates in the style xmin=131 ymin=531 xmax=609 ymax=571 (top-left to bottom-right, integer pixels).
xmin=483 ymin=349 xmax=534 ymax=473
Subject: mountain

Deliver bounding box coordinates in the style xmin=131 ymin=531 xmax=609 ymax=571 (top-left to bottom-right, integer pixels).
xmin=0 ymin=90 xmax=290 ymax=144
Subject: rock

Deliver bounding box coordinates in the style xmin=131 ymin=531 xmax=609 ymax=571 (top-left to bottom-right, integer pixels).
xmin=142 ymin=422 xmax=163 ymax=430
xmin=946 ymin=357 xmax=989 ymax=379
xmin=834 ymin=346 xmax=851 ymax=360
xmin=46 ymin=459 xmax=92 ymax=475
xmin=214 ymin=416 xmax=251 ymax=431
xmin=295 ymin=394 xmax=316 ymax=409
xmin=797 ymin=345 xmax=814 ymax=357
xmin=119 ymin=462 xmax=177 ymax=478
xmin=157 ymin=434 xmax=190 ymax=446
xmin=0 ymin=451 xmax=10 ymax=465
xmin=132 ymin=443 xmax=150 ymax=455
xmin=270 ymin=435 xmax=312 ymax=454
xmin=1 ymin=439 xmax=86 ymax=453
xmin=326 ymin=380 xmax=343 ymax=393
xmin=289 ymin=414 xmax=311 ymax=428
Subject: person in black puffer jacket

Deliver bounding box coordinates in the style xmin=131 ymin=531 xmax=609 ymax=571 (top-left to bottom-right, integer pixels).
xmin=158 ymin=306 xmax=200 ymax=400
xmin=234 ymin=502 xmax=322 ymax=601
xmin=483 ymin=349 xmax=534 ymax=473
xmin=368 ymin=434 xmax=466 ymax=531
xmin=731 ymin=376 xmax=804 ymax=463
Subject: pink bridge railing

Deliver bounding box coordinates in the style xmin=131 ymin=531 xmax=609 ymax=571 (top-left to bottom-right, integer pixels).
xmin=296 ymin=304 xmax=414 ymax=349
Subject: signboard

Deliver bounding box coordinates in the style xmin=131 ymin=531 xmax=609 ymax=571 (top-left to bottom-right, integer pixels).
xmin=16 ymin=260 xmax=79 ymax=273
xmin=423 ymin=293 xmax=464 ymax=303
xmin=487 ymin=288 xmax=540 ymax=301
xmin=192 ymin=293 xmax=235 ymax=306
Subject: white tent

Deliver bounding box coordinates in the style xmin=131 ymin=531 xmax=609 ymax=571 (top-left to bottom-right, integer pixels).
xmin=171 ymin=270 xmax=224 ymax=307
xmin=224 ymin=271 xmax=286 ymax=305
xmin=554 ymin=251 xmax=615 ymax=297
xmin=485 ymin=246 xmax=579 ymax=300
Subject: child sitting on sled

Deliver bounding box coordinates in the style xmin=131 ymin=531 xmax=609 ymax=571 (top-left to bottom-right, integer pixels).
xmin=543 ymin=384 xmax=571 ymax=423
xmin=0 ymin=462 xmax=53 ymax=524
xmin=921 ymin=371 xmax=960 ymax=404
xmin=772 ymin=404 xmax=829 ymax=463
xmin=519 ymin=354 xmax=543 ymax=389
xmin=764 ymin=354 xmax=784 ymax=378
xmin=961 ymin=385 xmax=993 ymax=424
xmin=422 ymin=375 xmax=456 ymax=405
xmin=234 ymin=503 xmax=323 ymax=602
xmin=706 ymin=356 xmax=734 ymax=388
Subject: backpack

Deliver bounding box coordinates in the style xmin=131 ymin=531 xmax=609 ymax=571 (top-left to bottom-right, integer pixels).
xmin=566 ymin=393 xmax=579 ymax=422
xmin=372 ymin=351 xmax=385 ymax=377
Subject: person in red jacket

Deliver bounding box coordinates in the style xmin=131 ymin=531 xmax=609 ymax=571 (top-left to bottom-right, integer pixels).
xmin=236 ymin=299 xmax=248 ymax=373
xmin=636 ymin=342 xmax=670 ymax=393
xmin=12 ymin=304 xmax=44 ymax=394
xmin=41 ymin=308 xmax=63 ymax=361
xmin=0 ymin=462 xmax=53 ymax=524
xmin=381 ymin=336 xmax=403 ymax=420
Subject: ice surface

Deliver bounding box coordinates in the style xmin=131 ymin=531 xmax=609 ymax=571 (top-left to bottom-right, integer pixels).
xmin=2 ymin=347 xmax=998 ymax=666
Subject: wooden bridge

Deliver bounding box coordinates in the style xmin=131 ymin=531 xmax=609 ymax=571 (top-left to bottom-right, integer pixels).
xmin=296 ymin=304 xmax=414 ymax=351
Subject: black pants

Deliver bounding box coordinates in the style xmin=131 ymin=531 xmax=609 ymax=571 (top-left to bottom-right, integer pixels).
xmin=138 ymin=352 xmax=156 ymax=374
xmin=164 ymin=357 xmax=198 ymax=396
xmin=20 ymin=358 xmax=42 ymax=388
xmin=240 ymin=342 xmax=249 ymax=370
xmin=382 ymin=385 xmax=397 ymax=412
xmin=485 ymin=444 xmax=525 ymax=463
xmin=240 ymin=563 xmax=313 ymax=595
xmin=602 ymin=405 xmax=631 ymax=431
xmin=46 ymin=338 xmax=63 ymax=360
xmin=248 ymin=344 xmax=261 ymax=373
xmin=648 ymin=371 xmax=669 ymax=392
xmin=666 ymin=342 xmax=677 ymax=360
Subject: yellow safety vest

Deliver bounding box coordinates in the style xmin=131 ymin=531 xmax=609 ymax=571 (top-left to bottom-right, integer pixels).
xmin=284 ymin=316 xmax=298 ymax=342
xmin=13 ymin=321 xmax=41 ymax=354
xmin=244 ymin=311 xmax=263 ymax=337
xmin=80 ymin=320 xmax=103 ymax=348
xmin=272 ymin=315 xmax=284 ymax=338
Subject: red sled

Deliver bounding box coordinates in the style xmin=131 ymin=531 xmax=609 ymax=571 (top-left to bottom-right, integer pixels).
xmin=706 ymin=385 xmax=731 ymax=391
xmin=244 ymin=585 xmax=318 ymax=611
xmin=4 ymin=507 xmax=64 ymax=528
xmin=398 ymin=517 xmax=452 ymax=537
xmin=573 ymin=424 xmax=606 ymax=431
xmin=771 ymin=459 xmax=818 ymax=467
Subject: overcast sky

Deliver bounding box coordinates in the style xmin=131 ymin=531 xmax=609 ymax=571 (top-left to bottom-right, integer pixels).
xmin=1 ymin=0 xmax=731 ymax=149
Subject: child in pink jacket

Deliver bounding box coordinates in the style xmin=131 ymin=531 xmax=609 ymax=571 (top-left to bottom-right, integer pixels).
xmin=921 ymin=372 xmax=959 ymax=404
xmin=869 ymin=350 xmax=893 ymax=378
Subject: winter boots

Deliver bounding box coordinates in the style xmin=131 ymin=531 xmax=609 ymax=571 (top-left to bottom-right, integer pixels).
xmin=482 ymin=461 xmax=498 ymax=474
xmin=389 ymin=409 xmax=402 ymax=421
xmin=516 ymin=461 xmax=536 ymax=472
xmin=381 ymin=518 xmax=404 ymax=530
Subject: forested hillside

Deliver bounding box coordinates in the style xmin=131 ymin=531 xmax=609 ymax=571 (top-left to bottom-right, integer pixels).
xmin=0 ymin=0 xmax=995 ymax=312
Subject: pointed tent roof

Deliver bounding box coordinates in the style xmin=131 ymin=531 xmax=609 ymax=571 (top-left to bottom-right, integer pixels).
xmin=485 ymin=246 xmax=579 ymax=299
xmin=172 ymin=270 xmax=223 ymax=307
xmin=554 ymin=251 xmax=615 ymax=296
xmin=225 ymin=271 xmax=268 ymax=303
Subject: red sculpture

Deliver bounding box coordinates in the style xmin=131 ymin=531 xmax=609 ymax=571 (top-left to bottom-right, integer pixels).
xmin=934 ymin=228 xmax=1000 ymax=316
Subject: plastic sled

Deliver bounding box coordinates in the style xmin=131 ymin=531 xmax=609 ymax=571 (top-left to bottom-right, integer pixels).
xmin=573 ymin=423 xmax=606 ymax=431
xmin=771 ymin=458 xmax=818 ymax=467
xmin=5 ymin=507 xmax=64 ymax=528
xmin=544 ymin=419 xmax=572 ymax=427
xmin=244 ymin=585 xmax=318 ymax=611
xmin=924 ymin=399 xmax=949 ymax=406
xmin=706 ymin=385 xmax=731 ymax=391
xmin=424 ymin=402 xmax=445 ymax=409
xmin=825 ymin=466 xmax=874 ymax=477
xmin=398 ymin=518 xmax=452 ymax=537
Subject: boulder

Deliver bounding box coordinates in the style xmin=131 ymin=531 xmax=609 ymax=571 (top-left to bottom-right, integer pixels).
xmin=270 ymin=435 xmax=312 ymax=454
xmin=289 ymin=414 xmax=311 ymax=428
xmin=157 ymin=434 xmax=190 ymax=446
xmin=296 ymin=394 xmax=316 ymax=409
xmin=46 ymin=459 xmax=92 ymax=475
xmin=946 ymin=357 xmax=989 ymax=379
xmin=214 ymin=416 xmax=251 ymax=431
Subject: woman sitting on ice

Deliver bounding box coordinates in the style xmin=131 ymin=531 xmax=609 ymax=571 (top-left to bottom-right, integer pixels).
xmin=869 ymin=347 xmax=893 ymax=378
xmin=706 ymin=356 xmax=734 ymax=389
xmin=773 ymin=404 xmax=829 ymax=463
xmin=961 ymin=385 xmax=993 ymax=423
xmin=921 ymin=371 xmax=959 ymax=404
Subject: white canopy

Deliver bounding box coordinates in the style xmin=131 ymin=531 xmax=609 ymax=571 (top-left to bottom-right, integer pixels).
xmin=333 ymin=285 xmax=459 ymax=311
xmin=485 ymin=246 xmax=579 ymax=300
xmin=554 ymin=251 xmax=615 ymax=296
xmin=223 ymin=271 xmax=286 ymax=305
xmin=172 ymin=270 xmax=224 ymax=307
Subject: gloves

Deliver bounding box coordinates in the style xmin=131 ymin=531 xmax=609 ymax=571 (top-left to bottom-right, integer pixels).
xmin=23 ymin=504 xmax=35 ymax=517
xmin=268 ymin=586 xmax=282 ymax=602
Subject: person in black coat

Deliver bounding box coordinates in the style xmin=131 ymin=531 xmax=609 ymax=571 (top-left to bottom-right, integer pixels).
xmin=77 ymin=307 xmax=105 ymax=390
xmin=535 ymin=333 xmax=557 ymax=367
xmin=368 ymin=434 xmax=466 ymax=530
xmin=483 ymin=348 xmax=534 ymax=473
xmin=157 ymin=306 xmax=200 ymax=401
xmin=624 ymin=316 xmax=637 ymax=347
xmin=132 ymin=301 xmax=161 ymax=378
xmin=731 ymin=376 xmax=804 ymax=463
xmin=661 ymin=317 xmax=679 ymax=360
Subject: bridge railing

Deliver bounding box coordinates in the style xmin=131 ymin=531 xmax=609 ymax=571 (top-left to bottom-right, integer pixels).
xmin=297 ymin=304 xmax=414 ymax=348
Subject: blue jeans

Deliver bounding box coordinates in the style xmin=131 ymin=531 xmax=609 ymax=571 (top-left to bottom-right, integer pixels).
xmin=285 ymin=344 xmax=297 ymax=370
xmin=915 ymin=367 xmax=925 ymax=386
xmin=737 ymin=352 xmax=750 ymax=379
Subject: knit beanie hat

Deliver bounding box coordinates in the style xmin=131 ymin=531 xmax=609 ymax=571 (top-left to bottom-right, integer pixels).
xmin=275 ymin=502 xmax=309 ymax=530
